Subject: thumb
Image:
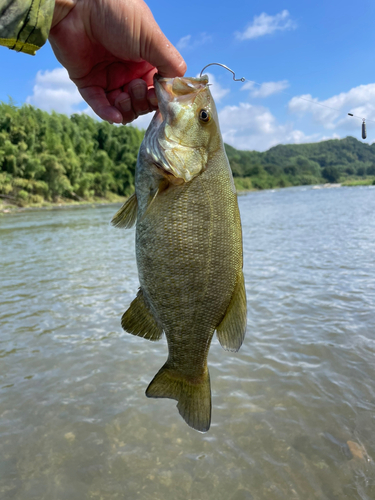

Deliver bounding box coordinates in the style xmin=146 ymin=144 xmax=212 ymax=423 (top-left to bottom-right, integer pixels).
xmin=139 ymin=5 xmax=186 ymax=77
xmin=146 ymin=30 xmax=187 ymax=77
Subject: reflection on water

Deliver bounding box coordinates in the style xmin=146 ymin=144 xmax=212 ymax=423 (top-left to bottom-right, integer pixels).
xmin=1 ymin=186 xmax=375 ymax=500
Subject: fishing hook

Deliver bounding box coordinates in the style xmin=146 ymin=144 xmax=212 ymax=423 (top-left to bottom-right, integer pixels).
xmin=199 ymin=63 xmax=245 ymax=82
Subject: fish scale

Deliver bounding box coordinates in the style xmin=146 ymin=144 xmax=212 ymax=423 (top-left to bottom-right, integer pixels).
xmin=138 ymin=159 xmax=238 ymax=335
xmin=112 ymin=74 xmax=247 ymax=432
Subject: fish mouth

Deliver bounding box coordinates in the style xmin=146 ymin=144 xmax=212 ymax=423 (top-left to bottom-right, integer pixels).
xmin=154 ymin=74 xmax=209 ymax=119
xmin=144 ymin=74 xmax=211 ymax=183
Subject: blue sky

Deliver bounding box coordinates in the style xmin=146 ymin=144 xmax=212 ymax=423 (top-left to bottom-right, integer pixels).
xmin=1 ymin=0 xmax=375 ymax=151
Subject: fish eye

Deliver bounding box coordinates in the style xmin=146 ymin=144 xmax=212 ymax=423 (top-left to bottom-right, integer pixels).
xmin=199 ymin=109 xmax=210 ymax=123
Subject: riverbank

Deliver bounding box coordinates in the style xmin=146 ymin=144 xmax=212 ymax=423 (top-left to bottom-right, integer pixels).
xmin=0 ymin=193 xmax=126 ymax=214
xmin=341 ymin=177 xmax=375 ymax=186
xmin=2 ymin=180 xmax=374 ymax=215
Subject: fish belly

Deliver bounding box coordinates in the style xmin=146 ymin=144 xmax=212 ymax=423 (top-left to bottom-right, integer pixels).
xmin=134 ymin=153 xmax=244 ymax=431
xmin=136 ymin=156 xmax=242 ymax=369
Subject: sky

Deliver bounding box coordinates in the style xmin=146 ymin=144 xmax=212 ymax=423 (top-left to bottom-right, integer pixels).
xmin=1 ymin=0 xmax=375 ymax=151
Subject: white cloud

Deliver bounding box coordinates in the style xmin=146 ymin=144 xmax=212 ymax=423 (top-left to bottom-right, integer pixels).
xmin=241 ymin=80 xmax=289 ymax=98
xmin=26 ymin=67 xmax=84 ymax=114
xmin=236 ymin=10 xmax=296 ymax=40
xmin=26 ymin=68 xmax=155 ymax=130
xmin=81 ymin=106 xmax=99 ymax=120
xmin=200 ymin=72 xmax=230 ymax=102
xmin=320 ymin=133 xmax=342 ymax=141
xmin=218 ymin=102 xmax=316 ymax=151
xmin=221 ymin=81 xmax=375 ymax=151
xmin=288 ymin=83 xmax=375 ymax=130
xmin=176 ymin=35 xmax=191 ymax=50
xmin=176 ymin=33 xmax=212 ymax=51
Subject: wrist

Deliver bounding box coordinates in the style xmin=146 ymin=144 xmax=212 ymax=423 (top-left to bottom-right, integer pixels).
xmin=51 ymin=0 xmax=78 ymax=29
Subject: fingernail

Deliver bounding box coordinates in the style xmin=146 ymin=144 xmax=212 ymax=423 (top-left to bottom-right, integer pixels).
xmin=149 ymin=96 xmax=158 ymax=106
xmin=119 ymin=98 xmax=131 ymax=112
xmin=132 ymin=85 xmax=145 ymax=99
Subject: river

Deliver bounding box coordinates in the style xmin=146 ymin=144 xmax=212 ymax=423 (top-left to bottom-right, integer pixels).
xmin=1 ymin=185 xmax=375 ymax=500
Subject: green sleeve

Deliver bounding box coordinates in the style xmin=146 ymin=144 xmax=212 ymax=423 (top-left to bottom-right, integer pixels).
xmin=0 ymin=0 xmax=55 ymax=55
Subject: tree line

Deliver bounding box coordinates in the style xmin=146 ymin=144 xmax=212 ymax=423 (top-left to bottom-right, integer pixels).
xmin=1 ymin=101 xmax=374 ymax=206
xmin=226 ymin=138 xmax=375 ymax=190
xmin=0 ymin=101 xmax=143 ymax=206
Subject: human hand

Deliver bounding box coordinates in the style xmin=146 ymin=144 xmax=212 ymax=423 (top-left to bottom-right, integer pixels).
xmin=49 ymin=0 xmax=186 ymax=124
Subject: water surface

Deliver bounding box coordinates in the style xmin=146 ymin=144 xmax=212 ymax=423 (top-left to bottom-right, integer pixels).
xmin=1 ymin=186 xmax=375 ymax=499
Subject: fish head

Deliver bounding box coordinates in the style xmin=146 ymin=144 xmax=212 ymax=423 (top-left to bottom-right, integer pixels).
xmin=143 ymin=75 xmax=222 ymax=183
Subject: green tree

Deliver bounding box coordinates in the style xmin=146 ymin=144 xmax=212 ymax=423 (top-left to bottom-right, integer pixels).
xmin=2 ymin=100 xmax=375 ymax=206
xmin=322 ymin=166 xmax=340 ymax=183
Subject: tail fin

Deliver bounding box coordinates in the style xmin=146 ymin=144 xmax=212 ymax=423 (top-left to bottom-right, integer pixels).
xmin=146 ymin=364 xmax=211 ymax=432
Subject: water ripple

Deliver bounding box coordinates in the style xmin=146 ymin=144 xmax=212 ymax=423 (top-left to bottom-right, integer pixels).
xmin=1 ymin=187 xmax=375 ymax=499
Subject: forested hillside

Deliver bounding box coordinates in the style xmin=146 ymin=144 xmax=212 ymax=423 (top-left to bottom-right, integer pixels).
xmin=0 ymin=102 xmax=143 ymax=206
xmin=226 ymin=138 xmax=375 ymax=190
xmin=1 ymin=101 xmax=374 ymax=207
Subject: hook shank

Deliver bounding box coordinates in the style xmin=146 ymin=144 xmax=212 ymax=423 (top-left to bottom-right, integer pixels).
xmin=199 ymin=63 xmax=245 ymax=82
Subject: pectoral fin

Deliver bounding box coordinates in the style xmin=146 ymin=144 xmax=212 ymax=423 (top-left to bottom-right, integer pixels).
xmin=216 ymin=271 xmax=247 ymax=352
xmin=139 ymin=179 xmax=170 ymax=223
xmin=121 ymin=289 xmax=163 ymax=341
xmin=138 ymin=186 xmax=161 ymax=223
xmin=111 ymin=193 xmax=138 ymax=228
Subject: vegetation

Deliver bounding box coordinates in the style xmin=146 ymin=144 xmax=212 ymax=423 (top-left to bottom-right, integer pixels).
xmin=341 ymin=178 xmax=375 ymax=186
xmin=225 ymin=139 xmax=375 ymax=190
xmin=1 ymin=101 xmax=375 ymax=208
xmin=0 ymin=101 xmax=143 ymax=207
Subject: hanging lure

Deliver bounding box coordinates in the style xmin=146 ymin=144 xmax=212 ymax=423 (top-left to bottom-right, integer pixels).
xmin=362 ymin=119 xmax=367 ymax=139
xmin=348 ymin=113 xmax=367 ymax=140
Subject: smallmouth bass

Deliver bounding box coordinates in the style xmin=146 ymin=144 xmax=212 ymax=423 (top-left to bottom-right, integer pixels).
xmin=112 ymin=74 xmax=247 ymax=432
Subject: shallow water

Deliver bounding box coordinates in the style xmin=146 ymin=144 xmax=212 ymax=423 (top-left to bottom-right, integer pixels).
xmin=1 ymin=186 xmax=375 ymax=500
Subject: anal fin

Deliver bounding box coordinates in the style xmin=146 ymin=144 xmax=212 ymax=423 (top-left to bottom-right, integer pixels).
xmin=121 ymin=289 xmax=163 ymax=341
xmin=216 ymin=270 xmax=247 ymax=352
xmin=111 ymin=193 xmax=138 ymax=228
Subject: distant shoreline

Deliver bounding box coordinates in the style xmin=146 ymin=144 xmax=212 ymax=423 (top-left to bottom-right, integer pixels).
xmin=2 ymin=181 xmax=374 ymax=215
xmin=0 ymin=196 xmax=126 ymax=215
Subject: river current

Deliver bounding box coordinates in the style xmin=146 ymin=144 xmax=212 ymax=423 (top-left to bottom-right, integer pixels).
xmin=1 ymin=185 xmax=375 ymax=500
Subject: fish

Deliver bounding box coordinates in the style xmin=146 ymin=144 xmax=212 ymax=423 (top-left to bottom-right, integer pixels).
xmin=112 ymin=74 xmax=247 ymax=432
